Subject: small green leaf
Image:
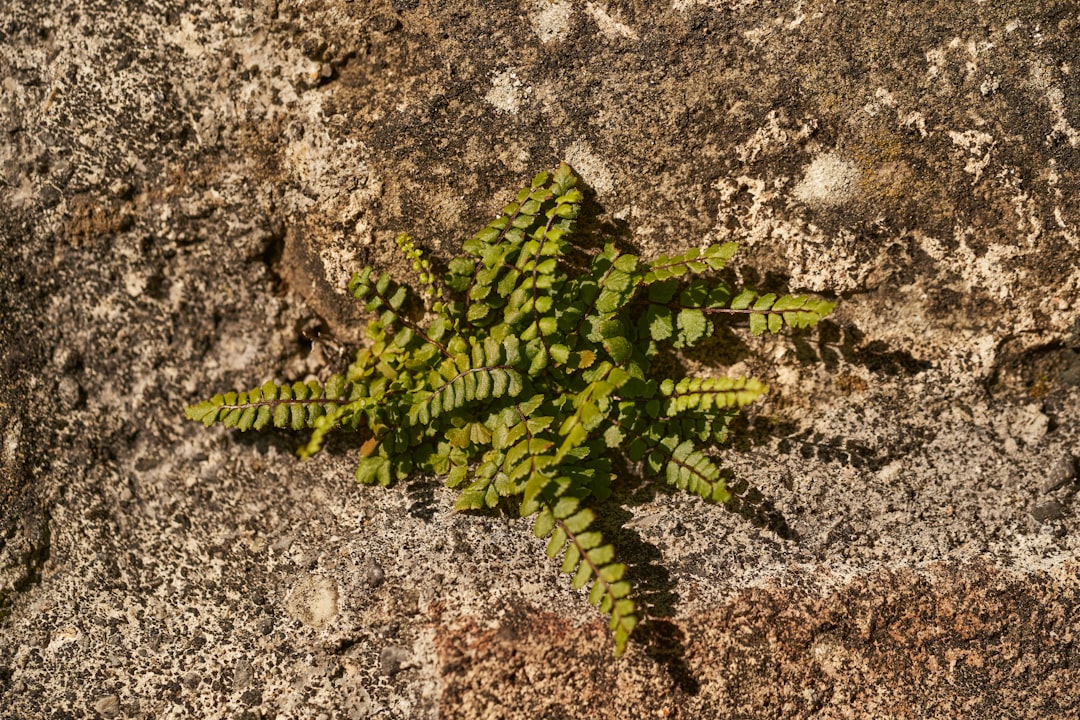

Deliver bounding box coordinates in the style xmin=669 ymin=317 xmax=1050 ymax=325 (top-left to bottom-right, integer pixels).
xmin=253 ymin=405 xmax=272 ymax=430
xmin=356 ymin=456 xmax=391 ymax=486
xmin=753 ymin=293 xmax=777 ymax=311
xmin=572 ymin=562 xmax=592 ymax=589
xmin=646 ymin=278 xmax=679 ymax=302
xmin=772 ymin=294 xmax=805 ymax=311
xmin=749 ymin=313 xmax=768 ymax=336
xmin=491 ymin=369 xmax=508 ymax=396
xmin=562 ymin=508 xmax=595 ymax=534
xmin=529 ymin=346 xmax=549 ymax=374
xmin=507 ymin=370 xmax=523 ymax=397
xmin=546 ymin=527 xmax=568 ymax=558
xmin=730 ymin=289 xmax=756 ymax=310
xmin=237 ymin=407 xmax=256 ymax=431
xmin=587 ymin=546 xmax=616 ymax=569
xmin=676 ymin=309 xmax=708 ymax=346
xmin=533 ymin=507 xmax=556 ymax=536
xmin=603 ymin=336 xmax=632 ymax=365
xmin=645 ymin=306 xmax=673 ymax=341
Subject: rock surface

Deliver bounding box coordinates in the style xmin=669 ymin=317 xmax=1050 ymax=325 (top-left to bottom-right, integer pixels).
xmin=2 ymin=0 xmax=1079 ymax=717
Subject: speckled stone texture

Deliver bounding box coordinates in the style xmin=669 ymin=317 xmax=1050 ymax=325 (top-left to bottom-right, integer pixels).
xmin=2 ymin=1 xmax=1078 ymax=718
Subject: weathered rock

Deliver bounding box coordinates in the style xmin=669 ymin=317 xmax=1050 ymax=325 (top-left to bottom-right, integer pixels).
xmin=2 ymin=0 xmax=1079 ymax=717
xmin=435 ymin=563 xmax=1080 ymax=718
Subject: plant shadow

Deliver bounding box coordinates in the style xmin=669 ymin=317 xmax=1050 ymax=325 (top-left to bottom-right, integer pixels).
xmin=595 ymin=501 xmax=701 ymax=694
xmin=604 ymin=453 xmax=791 ymax=690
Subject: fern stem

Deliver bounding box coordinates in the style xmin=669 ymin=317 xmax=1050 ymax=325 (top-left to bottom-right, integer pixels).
xmin=697 ymin=307 xmax=775 ymax=315
xmin=646 ymin=256 xmax=707 ymax=275
xmin=214 ymin=396 xmax=357 ymax=411
xmin=367 ymin=281 xmax=452 ymax=357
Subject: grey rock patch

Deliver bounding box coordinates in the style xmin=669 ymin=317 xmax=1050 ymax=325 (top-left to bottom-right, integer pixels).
xmin=57 ymin=375 xmax=83 ymax=410
xmin=379 ymin=645 xmax=411 ymax=677
xmin=362 ymin=559 xmax=386 ymax=589
xmin=563 ymin=141 xmax=615 ymax=197
xmin=1031 ymin=500 xmax=1065 ymax=523
xmin=285 ymin=574 xmax=339 ymax=630
xmin=994 ymin=403 xmax=1051 ymax=451
xmin=233 ymin=657 xmax=254 ymax=691
xmin=485 ymin=69 xmax=528 ymax=114
xmin=793 ymin=151 xmax=859 ymax=207
xmin=1042 ymin=455 xmax=1077 ymax=494
xmin=93 ymin=694 xmax=121 ymax=718
xmin=530 ymin=0 xmax=573 ymax=44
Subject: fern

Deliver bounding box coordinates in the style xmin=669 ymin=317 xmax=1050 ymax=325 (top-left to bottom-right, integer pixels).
xmin=186 ymin=163 xmax=835 ymax=656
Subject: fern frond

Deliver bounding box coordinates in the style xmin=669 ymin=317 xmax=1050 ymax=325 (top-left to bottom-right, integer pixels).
xmin=458 ymin=163 xmax=581 ymax=331
xmin=355 ymin=452 xmax=393 ymax=487
xmin=725 ymin=291 xmax=836 ymax=335
xmin=394 ymin=232 xmax=444 ymax=304
xmin=349 ymin=267 xmax=452 ymax=357
xmin=531 ymin=493 xmax=637 ymax=656
xmin=499 ymin=397 xmax=555 ymax=459
xmin=185 ymin=377 xmax=362 ymax=433
xmin=555 ymin=362 xmax=631 ymax=462
xmin=663 ymin=439 xmax=731 ymax=503
xmin=453 ymin=450 xmax=502 ymax=510
xmin=659 ymin=376 xmax=768 ymax=414
xmin=590 ymin=250 xmax=640 ymax=317
xmin=405 ymin=336 xmax=526 ymax=427
xmin=641 ymin=242 xmax=739 ymax=284
xmin=616 ymin=413 xmax=730 ymax=503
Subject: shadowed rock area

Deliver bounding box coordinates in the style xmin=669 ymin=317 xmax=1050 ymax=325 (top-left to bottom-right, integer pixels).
xmin=2 ymin=0 xmax=1078 ymax=717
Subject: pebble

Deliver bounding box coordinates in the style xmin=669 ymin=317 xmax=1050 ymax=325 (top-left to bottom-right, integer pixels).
xmin=233 ymin=657 xmax=253 ymax=690
xmin=93 ymin=694 xmax=121 ymax=718
xmin=1042 ymin=455 xmax=1077 ymax=494
xmin=379 ymin=645 xmax=410 ymax=676
xmin=1031 ymin=500 xmax=1065 ymax=523
xmin=52 ymin=347 xmax=81 ymax=372
xmin=57 ymin=376 xmax=83 ymax=409
xmin=1011 ymin=404 xmax=1049 ymax=447
xmin=362 ymin=560 xmax=386 ymax=588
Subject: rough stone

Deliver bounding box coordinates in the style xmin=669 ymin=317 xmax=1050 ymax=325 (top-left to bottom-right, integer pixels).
xmin=379 ymin=645 xmax=412 ymax=677
xmin=2 ymin=0 xmax=1080 ymax=718
xmin=434 ymin=563 xmax=1080 ymax=718
xmin=793 ymin=152 xmax=860 ymax=207
xmin=92 ymin=694 xmax=121 ymax=718
xmin=1042 ymin=454 xmax=1078 ymax=494
xmin=1031 ymin=500 xmax=1066 ymax=524
xmin=362 ymin=559 xmax=386 ymax=588
xmin=285 ymin=574 xmax=340 ymax=629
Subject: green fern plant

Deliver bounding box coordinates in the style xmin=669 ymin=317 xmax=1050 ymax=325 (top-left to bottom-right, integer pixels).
xmin=186 ymin=164 xmax=835 ymax=655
